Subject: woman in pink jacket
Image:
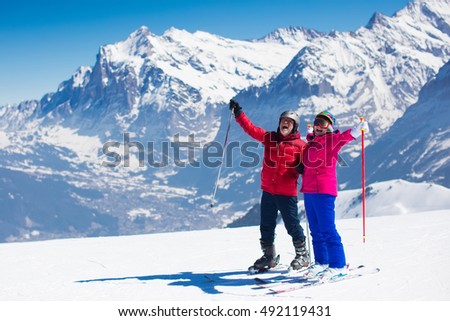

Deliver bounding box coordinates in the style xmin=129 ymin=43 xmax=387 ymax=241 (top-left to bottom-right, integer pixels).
xmin=301 ymin=111 xmax=369 ymax=280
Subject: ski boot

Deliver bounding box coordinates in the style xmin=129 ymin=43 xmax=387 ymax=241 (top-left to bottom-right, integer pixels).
xmin=289 ymin=240 xmax=310 ymax=271
xmin=248 ymin=241 xmax=280 ymax=274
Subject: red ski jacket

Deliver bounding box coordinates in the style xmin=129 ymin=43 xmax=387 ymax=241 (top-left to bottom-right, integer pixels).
xmin=236 ymin=112 xmax=306 ymax=197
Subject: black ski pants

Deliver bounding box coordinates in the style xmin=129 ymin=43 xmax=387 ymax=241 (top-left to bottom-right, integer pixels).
xmin=259 ymin=191 xmax=306 ymax=244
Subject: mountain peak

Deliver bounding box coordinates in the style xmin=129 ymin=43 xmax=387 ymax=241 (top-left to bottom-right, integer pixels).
xmin=128 ymin=25 xmax=154 ymax=41
xmin=162 ymin=26 xmax=191 ymax=39
xmin=394 ymin=0 xmax=450 ymax=20
xmin=366 ymin=12 xmax=389 ymax=29
xmin=135 ymin=25 xmax=150 ymax=34
xmin=259 ymin=26 xmax=323 ymax=45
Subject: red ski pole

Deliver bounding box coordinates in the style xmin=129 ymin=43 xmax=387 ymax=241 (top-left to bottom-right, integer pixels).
xmin=360 ymin=116 xmax=366 ymax=243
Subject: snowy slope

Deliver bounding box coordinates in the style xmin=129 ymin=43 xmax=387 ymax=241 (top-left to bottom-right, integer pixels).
xmin=2 ymin=179 xmax=449 ymax=320
xmin=312 ymin=179 xmax=450 ymax=221
xmin=1 ymin=209 xmax=449 ymax=302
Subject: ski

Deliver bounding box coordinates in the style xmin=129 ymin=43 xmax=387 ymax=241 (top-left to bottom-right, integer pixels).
xmin=254 ymin=275 xmax=289 ymax=287
xmin=267 ymin=265 xmax=380 ymax=294
xmin=253 ymin=266 xmax=309 ymax=287
xmin=256 ymin=264 xmax=366 ymax=286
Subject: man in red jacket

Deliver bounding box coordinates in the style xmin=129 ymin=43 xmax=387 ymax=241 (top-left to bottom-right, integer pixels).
xmin=229 ymin=99 xmax=310 ymax=272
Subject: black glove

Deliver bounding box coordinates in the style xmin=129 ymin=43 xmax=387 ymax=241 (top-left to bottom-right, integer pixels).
xmin=296 ymin=163 xmax=305 ymax=175
xmin=229 ymin=99 xmax=243 ymax=117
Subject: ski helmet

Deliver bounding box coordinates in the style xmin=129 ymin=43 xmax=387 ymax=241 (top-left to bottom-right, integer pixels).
xmin=315 ymin=111 xmax=336 ymax=127
xmin=279 ymin=110 xmax=300 ymax=133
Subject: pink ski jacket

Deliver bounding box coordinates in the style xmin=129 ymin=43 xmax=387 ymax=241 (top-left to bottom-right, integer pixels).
xmin=301 ymin=130 xmax=354 ymax=196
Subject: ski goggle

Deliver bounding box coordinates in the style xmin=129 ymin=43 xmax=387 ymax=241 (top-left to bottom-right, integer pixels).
xmin=314 ymin=118 xmax=331 ymax=128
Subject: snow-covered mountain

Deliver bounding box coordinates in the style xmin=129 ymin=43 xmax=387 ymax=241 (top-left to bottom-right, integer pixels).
xmin=204 ymin=0 xmax=450 ymax=221
xmin=0 ymin=24 xmax=319 ymax=242
xmin=1 ymin=0 xmax=450 ymax=242
xmin=0 ymin=26 xmax=317 ymax=134
xmin=341 ymin=59 xmax=450 ymax=189
xmin=234 ymin=0 xmax=450 ymax=141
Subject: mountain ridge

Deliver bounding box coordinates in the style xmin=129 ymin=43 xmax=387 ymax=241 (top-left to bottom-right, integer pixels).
xmin=1 ymin=0 xmax=449 ymax=242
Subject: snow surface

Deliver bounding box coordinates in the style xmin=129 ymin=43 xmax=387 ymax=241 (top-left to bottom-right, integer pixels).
xmin=1 ymin=209 xmax=449 ymax=302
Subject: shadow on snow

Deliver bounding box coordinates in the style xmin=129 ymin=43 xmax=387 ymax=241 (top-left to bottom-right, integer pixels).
xmin=74 ymin=270 xmax=273 ymax=295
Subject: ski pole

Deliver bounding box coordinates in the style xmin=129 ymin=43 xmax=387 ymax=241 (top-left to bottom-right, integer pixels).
xmin=305 ymin=211 xmax=313 ymax=263
xmin=360 ymin=116 xmax=366 ymax=243
xmin=210 ymin=108 xmax=233 ymax=207
xmin=305 ymin=124 xmax=313 ymax=260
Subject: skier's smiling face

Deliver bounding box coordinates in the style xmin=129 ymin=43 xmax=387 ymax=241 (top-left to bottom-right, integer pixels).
xmin=279 ymin=117 xmax=294 ymax=136
xmin=313 ymin=117 xmax=331 ymax=136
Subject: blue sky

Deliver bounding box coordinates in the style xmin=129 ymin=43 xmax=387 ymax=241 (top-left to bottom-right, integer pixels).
xmin=0 ymin=0 xmax=410 ymax=105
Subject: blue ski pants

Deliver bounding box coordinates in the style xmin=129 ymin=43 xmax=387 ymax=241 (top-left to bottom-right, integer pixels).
xmin=260 ymin=191 xmax=306 ymax=244
xmin=304 ymin=193 xmax=346 ymax=268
